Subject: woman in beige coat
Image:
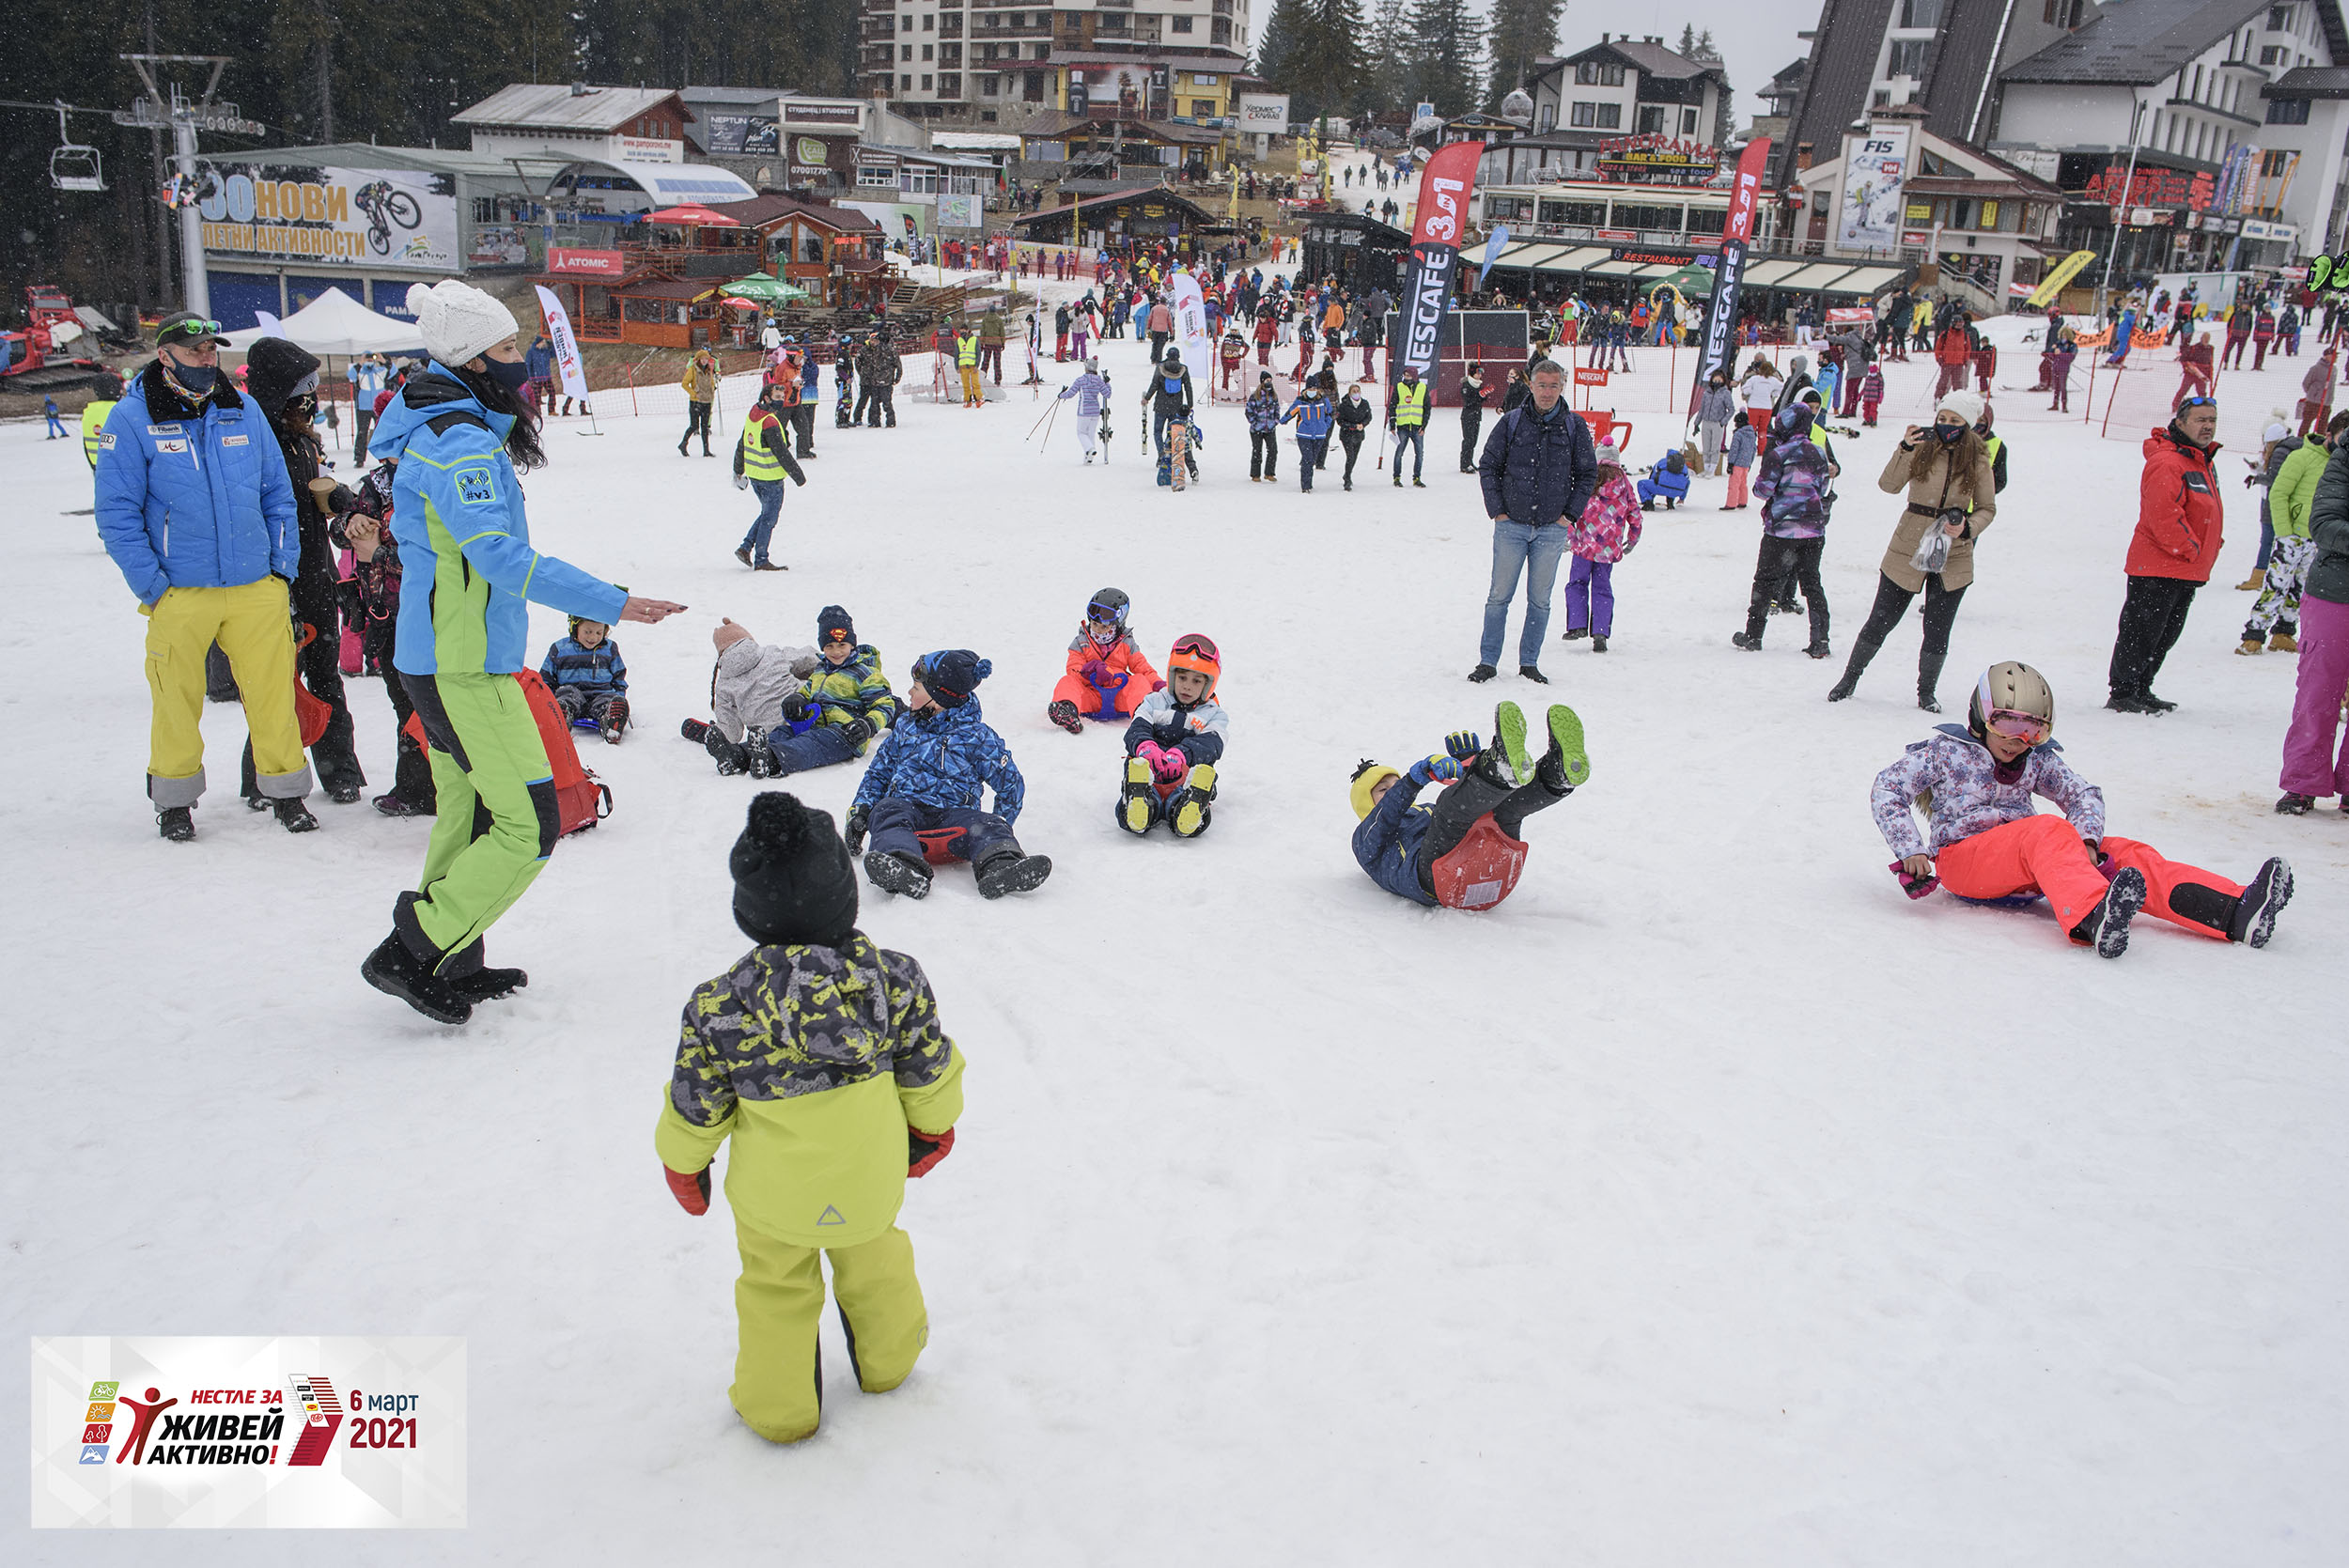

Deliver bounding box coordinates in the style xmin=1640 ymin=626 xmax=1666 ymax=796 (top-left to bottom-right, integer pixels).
xmin=1828 ymin=388 xmax=1999 ymax=710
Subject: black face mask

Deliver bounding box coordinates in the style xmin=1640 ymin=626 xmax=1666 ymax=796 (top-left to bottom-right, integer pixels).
xmin=484 ymin=357 xmax=533 ymax=396
xmin=1934 ymin=423 xmax=1966 ymax=442
xmin=285 ymin=395 xmax=317 ymax=426
xmin=171 ymin=361 xmax=217 ymax=392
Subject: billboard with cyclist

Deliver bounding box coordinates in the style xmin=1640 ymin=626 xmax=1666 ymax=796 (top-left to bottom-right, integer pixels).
xmin=197 ymin=163 xmax=459 ymax=272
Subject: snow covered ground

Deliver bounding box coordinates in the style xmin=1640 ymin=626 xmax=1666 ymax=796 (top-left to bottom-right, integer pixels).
xmin=6 ymin=287 xmax=2345 ymax=1564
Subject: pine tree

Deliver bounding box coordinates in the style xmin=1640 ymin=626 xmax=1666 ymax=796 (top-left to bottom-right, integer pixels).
xmin=1678 ymin=23 xmax=1698 ymax=55
xmin=1255 ymin=0 xmax=1309 ymax=91
xmin=1355 ymin=0 xmax=1411 ymax=118
xmin=1483 ymin=0 xmax=1563 ymax=109
xmin=1402 ymin=0 xmax=1484 ymax=119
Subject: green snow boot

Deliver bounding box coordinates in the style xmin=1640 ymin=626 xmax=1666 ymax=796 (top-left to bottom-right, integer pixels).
xmin=1487 ymin=701 xmax=1532 ymax=787
xmin=1538 ymin=705 xmax=1590 ymax=792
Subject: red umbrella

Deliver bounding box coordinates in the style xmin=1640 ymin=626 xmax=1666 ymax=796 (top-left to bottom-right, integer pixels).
xmin=641 ymin=204 xmax=740 ymax=226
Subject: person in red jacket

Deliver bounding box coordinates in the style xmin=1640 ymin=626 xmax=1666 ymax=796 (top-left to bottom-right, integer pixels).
xmin=1047 ymin=587 xmax=1163 ymax=732
xmin=2108 ymin=396 xmax=2224 ymax=713
xmin=1934 ymin=318 xmax=1973 ymax=399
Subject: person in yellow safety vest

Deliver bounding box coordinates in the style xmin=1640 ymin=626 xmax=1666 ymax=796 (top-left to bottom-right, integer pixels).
xmin=955 ymin=326 xmax=983 ymax=408
xmin=1387 ymin=365 xmax=1430 ymax=487
xmin=81 ymin=396 xmax=119 ymax=469
xmin=732 ymin=383 xmax=808 ymax=571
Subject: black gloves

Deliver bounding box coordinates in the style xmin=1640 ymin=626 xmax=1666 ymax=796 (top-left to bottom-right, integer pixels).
xmin=839 ymin=715 xmax=876 ymax=748
xmin=781 ymin=691 xmax=816 ymax=724
xmin=845 ymin=807 xmax=869 ymax=855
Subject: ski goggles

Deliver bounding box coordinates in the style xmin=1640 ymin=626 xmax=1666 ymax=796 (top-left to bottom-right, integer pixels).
xmin=2176 ymin=395 xmax=2217 ymax=411
xmin=156 ymin=316 xmax=226 ymax=346
xmin=1983 ymin=707 xmax=2050 ymax=745
xmin=1086 ymin=601 xmax=1124 ymax=625
xmin=1170 ymin=632 xmax=1220 ymax=661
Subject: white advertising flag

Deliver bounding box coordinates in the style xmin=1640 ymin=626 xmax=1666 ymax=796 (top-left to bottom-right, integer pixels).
xmin=533 ymin=286 xmax=593 ymax=405
xmin=1168 ymin=269 xmax=1212 ymax=379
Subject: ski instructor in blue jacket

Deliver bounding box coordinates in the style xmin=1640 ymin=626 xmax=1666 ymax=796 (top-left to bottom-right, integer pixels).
xmin=95 ymin=310 xmax=315 ymax=842
xmin=359 ymin=279 xmax=686 ymax=1026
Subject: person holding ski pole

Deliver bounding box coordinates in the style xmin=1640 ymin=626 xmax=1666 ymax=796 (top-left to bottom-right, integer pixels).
xmin=1060 ymin=359 xmax=1113 ymax=464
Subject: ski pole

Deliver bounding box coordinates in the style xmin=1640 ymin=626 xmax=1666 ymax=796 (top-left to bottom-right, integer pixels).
xmin=1038 ymin=394 xmax=1063 ymax=454
xmin=1028 ymin=395 xmax=1060 ymax=441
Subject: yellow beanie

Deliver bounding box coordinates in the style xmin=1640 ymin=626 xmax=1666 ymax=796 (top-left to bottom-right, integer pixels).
xmin=1349 ymin=762 xmax=1401 ymax=820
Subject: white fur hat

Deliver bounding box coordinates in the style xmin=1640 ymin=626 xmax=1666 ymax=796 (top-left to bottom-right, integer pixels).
xmin=1935 ymin=388 xmax=1985 ymax=427
xmin=407 ymin=279 xmax=520 ymax=368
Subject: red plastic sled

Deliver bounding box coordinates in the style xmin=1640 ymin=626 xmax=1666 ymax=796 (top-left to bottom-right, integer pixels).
xmin=1428 ymin=818 xmax=1528 ymax=911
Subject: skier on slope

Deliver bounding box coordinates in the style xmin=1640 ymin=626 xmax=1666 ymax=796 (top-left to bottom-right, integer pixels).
xmin=1057 ymin=359 xmax=1113 ymax=464
xmin=1350 ymin=700 xmax=1591 ymax=912
xmin=1143 ymin=347 xmax=1197 ymax=482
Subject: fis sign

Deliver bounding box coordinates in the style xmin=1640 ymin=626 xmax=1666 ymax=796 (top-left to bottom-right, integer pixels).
xmin=1397 ymin=142 xmax=1486 ymax=385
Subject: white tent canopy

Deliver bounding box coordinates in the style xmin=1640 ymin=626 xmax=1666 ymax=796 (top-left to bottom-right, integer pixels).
xmin=223 ymin=287 xmax=428 ymax=355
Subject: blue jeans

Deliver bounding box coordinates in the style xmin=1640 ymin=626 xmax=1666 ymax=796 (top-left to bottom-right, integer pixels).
xmin=1392 ymin=425 xmax=1424 ymax=479
xmin=739 ymin=478 xmax=784 ymax=564
xmin=1480 ymin=520 xmax=1571 ymax=668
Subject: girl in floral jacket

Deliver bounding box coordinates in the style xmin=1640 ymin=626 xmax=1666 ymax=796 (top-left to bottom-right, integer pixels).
xmin=1561 ymin=441 xmax=1643 ymax=652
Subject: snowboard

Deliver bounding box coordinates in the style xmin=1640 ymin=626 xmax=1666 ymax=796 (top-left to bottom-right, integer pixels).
xmin=1170 ymin=418 xmax=1189 ymax=490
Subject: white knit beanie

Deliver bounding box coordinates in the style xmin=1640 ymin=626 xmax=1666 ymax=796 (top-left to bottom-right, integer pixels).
xmin=407 ymin=279 xmax=520 ymax=368
xmin=1935 ymin=388 xmax=1985 ymax=427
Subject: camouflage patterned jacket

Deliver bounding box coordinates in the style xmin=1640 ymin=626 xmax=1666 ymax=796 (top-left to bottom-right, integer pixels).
xmin=655 ymin=935 xmax=964 ymax=1248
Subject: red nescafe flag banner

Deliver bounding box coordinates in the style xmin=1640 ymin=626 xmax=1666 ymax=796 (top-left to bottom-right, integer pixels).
xmin=1398 ymin=141 xmax=1487 ymax=384
xmin=1695 ymin=137 xmax=1772 ymax=403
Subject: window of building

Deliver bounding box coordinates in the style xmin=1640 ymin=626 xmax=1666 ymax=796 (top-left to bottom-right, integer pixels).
xmin=861 ymin=163 xmax=896 ymax=186
xmin=940 ymin=73 xmax=961 ymax=96
xmin=1172 ymin=15 xmax=1192 ymax=30
xmin=1024 ymin=70 xmax=1046 ymax=101
xmin=1898 ymin=0 xmax=1941 ymax=27
xmin=1034 ymin=41 xmax=1050 ymax=56
xmin=1686 ymin=206 xmax=1726 ymax=235
xmin=1211 ymin=18 xmax=1231 ymax=41
xmin=902 ymin=43 xmax=913 ymax=59
xmin=1610 ymin=203 xmax=1682 ymax=231
xmin=1191 ymin=98 xmax=1216 ymax=116
xmin=1485 ymin=195 xmax=1532 ymax=221
xmin=1681 ymin=106 xmax=1700 ymax=134
xmin=922 ymin=12 xmax=933 ymax=26
xmin=1597 ymin=102 xmax=1621 ymax=127
xmin=2267 ymin=97 xmax=2311 ymax=124
xmin=921 ymin=73 xmax=932 ymax=89
xmin=979 ymin=72 xmax=1000 ymax=96
xmin=1887 ymin=39 xmax=1932 ymax=78
xmin=1194 ymin=73 xmax=1217 ymax=85
xmin=1576 ymin=61 xmax=1626 ymax=85
xmin=1558 ymin=199 xmax=1609 ymax=225
xmin=1637 ymin=104 xmax=1665 ymax=132
xmin=2270 ymin=4 xmax=2294 ymax=27
xmin=1571 ymin=100 xmax=1596 ymax=126
xmin=2262 ymin=44 xmax=2285 ymax=63
xmin=922 ymin=43 xmax=933 ymax=58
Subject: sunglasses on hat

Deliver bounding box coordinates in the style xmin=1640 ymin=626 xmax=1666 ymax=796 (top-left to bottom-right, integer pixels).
xmin=2176 ymin=395 xmax=2217 ymax=410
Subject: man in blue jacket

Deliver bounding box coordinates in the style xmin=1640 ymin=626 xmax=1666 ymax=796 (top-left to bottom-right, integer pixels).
xmin=95 ymin=311 xmax=315 ymax=841
xmin=358 ymin=278 xmax=687 ymax=1025
xmin=1471 ymin=360 xmax=1597 ymax=684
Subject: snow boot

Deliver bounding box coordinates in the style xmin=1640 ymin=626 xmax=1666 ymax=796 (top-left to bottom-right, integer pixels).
xmin=1483 ymin=701 xmax=1532 ymax=788
xmin=736 ymin=547 xmax=753 ymax=567
xmin=680 ymin=718 xmax=710 ymax=742
xmin=445 ymin=939 xmax=528 ymax=1003
xmin=1117 ymin=756 xmax=1158 ymax=835
xmin=2277 ymin=791 xmax=2316 ymax=815
xmin=1467 ymin=663 xmax=1497 ymax=683
xmin=273 ymin=797 xmax=319 ymax=833
xmin=2139 ymin=692 xmax=2178 ymax=713
xmin=372 ymin=792 xmax=431 ymax=817
xmin=1806 ymin=642 xmax=1832 ymax=660
xmin=2234 ymin=568 xmax=2266 ymax=591
xmin=1731 ymin=631 xmax=1763 ymax=651
xmin=328 ymin=781 xmax=364 ymax=804
xmin=1166 ymin=764 xmax=1216 ymax=838
xmin=2236 ymin=637 xmax=2265 ymax=656
xmin=2067 ymin=865 xmax=2148 ymax=959
xmin=863 ymin=849 xmax=933 ymax=900
xmin=602 ymin=696 xmax=630 ymax=744
xmin=1561 ymin=628 xmax=1588 ymax=642
xmin=974 ymin=849 xmax=1053 ymax=899
xmin=361 ymin=931 xmax=472 ymax=1027
xmin=1049 ymin=699 xmax=1084 ymax=735
xmin=1517 ymin=664 xmax=1548 ymax=684
xmin=158 ymin=805 xmax=195 ymax=843
xmin=704 ymin=724 xmax=751 ymax=775
xmin=2230 ymin=857 xmax=2294 ymax=948
xmin=742 ymin=726 xmax=779 ymax=779
xmin=2270 ymin=632 xmax=2299 ymax=652
xmin=1537 ymin=704 xmax=1590 ymax=792
xmin=1591 ymin=635 xmax=1609 ymax=653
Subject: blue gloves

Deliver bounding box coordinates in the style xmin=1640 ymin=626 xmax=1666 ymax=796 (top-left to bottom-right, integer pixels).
xmin=1408 ymin=754 xmax=1461 ymax=786
xmin=1444 ymin=731 xmax=1482 ymax=763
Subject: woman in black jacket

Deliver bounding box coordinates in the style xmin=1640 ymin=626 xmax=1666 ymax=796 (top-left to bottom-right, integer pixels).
xmin=1334 ymin=383 xmax=1375 ymax=490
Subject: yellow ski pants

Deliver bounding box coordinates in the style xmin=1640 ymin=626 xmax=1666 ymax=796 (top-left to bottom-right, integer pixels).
xmin=142 ymin=577 xmax=310 ymax=807
xmin=731 ymin=1219 xmax=927 ymax=1443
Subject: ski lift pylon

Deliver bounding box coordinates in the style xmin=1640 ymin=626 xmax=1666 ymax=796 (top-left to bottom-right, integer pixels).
xmin=50 ymin=102 xmax=105 ymax=193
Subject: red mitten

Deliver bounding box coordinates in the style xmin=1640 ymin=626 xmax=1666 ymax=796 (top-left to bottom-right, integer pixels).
xmin=664 ymin=1164 xmax=711 ymax=1215
xmin=908 ymin=1126 xmax=956 ymax=1177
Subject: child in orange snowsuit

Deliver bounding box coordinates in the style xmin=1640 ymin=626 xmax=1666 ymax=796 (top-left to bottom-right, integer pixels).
xmin=1048 ymin=587 xmax=1162 ymax=733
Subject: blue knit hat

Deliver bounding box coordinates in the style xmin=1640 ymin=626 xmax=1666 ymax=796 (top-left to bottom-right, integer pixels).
xmin=913 ymin=649 xmax=989 ymax=707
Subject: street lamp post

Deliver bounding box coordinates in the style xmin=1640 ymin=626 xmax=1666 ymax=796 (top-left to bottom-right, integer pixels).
xmin=2095 ymin=95 xmax=2149 ymax=319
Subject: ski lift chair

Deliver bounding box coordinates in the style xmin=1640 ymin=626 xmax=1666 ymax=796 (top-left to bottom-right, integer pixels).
xmin=49 ymin=105 xmax=104 ymax=193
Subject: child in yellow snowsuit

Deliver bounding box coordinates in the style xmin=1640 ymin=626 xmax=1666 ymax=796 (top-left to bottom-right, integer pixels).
xmin=656 ymin=791 xmax=965 ymax=1444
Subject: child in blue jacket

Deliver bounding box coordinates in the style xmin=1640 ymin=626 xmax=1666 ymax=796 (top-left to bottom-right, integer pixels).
xmin=848 ymin=649 xmax=1051 ymax=900
xmin=1118 ymin=633 xmax=1228 ymax=839
xmin=1349 ymin=701 xmax=1590 ymax=910
xmin=1281 ymin=384 xmax=1335 ymax=491
xmin=540 ymin=617 xmax=630 ymax=741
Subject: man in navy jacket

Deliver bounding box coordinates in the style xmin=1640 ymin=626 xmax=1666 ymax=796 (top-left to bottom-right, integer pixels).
xmin=1471 ymin=360 xmax=1597 ymax=684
